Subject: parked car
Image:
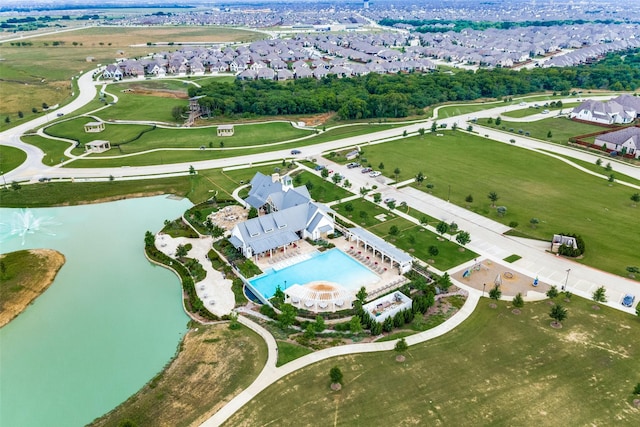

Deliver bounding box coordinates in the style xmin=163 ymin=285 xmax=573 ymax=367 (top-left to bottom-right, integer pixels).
xmin=290 ymin=149 xmax=301 ymax=155
xmin=541 ymin=109 xmax=550 ymax=114
xmin=622 ymin=294 xmax=635 ymax=307
xmin=314 ymin=164 xmax=325 ymax=171
xmin=56 ymin=112 xmax=64 ymax=117
xmin=346 ymin=162 xmax=361 ymax=169
xmin=383 ymin=197 xmax=396 ymax=203
xmin=361 ymin=167 xmax=372 ymax=173
xmin=369 ymin=171 xmax=382 ymax=178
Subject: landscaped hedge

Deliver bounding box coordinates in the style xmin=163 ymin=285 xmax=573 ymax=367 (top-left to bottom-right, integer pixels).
xmin=557 ymin=232 xmax=586 ymax=257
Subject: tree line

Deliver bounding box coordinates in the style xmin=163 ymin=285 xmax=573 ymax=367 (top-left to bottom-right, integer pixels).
xmin=378 ymin=18 xmax=630 ymax=33
xmin=188 ymin=49 xmax=640 ymax=120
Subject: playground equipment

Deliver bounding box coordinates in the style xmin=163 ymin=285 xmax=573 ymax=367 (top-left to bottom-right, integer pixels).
xmin=462 ymin=260 xmax=485 ymax=278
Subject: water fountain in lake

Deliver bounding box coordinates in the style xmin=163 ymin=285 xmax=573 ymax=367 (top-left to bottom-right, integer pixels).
xmin=0 ymin=209 xmax=59 ymax=245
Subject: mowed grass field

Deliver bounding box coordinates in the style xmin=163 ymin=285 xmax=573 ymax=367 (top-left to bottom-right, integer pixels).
xmin=225 ymin=298 xmax=640 ymax=426
xmin=0 ymin=26 xmax=265 ymax=125
xmin=333 ymin=198 xmax=477 ymax=270
xmin=43 ymin=119 xmax=313 ymax=156
xmin=361 ymin=132 xmax=639 ymax=277
xmin=54 ymin=123 xmax=397 ymax=167
xmin=0 ymin=163 xmax=287 ymax=207
xmin=478 ymin=116 xmax=606 ymax=144
xmin=0 ymin=145 xmax=28 ymax=173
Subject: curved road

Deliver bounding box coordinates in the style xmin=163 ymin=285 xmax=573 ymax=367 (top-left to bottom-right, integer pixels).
xmin=3 ymin=69 xmax=639 ymax=426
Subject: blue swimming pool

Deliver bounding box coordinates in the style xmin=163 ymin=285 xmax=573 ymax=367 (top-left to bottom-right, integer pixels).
xmin=249 ymin=248 xmax=379 ymax=299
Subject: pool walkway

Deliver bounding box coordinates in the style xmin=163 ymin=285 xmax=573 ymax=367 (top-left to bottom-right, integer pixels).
xmin=200 ymin=285 xmax=482 ymax=426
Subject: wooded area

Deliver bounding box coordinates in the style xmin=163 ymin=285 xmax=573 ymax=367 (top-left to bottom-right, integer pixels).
xmin=189 ymin=50 xmax=640 ymax=120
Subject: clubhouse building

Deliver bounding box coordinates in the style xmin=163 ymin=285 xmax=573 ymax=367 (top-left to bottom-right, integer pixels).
xmin=229 ymin=172 xmax=335 ymax=259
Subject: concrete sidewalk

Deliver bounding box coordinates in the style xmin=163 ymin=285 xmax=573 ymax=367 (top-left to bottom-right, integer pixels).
xmin=201 ymin=290 xmax=481 ymax=426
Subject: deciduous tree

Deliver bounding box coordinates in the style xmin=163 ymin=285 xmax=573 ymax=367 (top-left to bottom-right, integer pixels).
xmin=549 ymin=303 xmax=568 ymax=327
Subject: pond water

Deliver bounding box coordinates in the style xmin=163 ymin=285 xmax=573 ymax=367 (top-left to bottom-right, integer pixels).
xmin=0 ymin=196 xmax=192 ymax=427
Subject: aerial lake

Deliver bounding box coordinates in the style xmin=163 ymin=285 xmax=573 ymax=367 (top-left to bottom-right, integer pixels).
xmin=0 ymin=196 xmax=192 ymax=426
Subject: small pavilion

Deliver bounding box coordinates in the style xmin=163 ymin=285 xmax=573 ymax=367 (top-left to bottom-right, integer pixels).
xmin=85 ymin=140 xmax=111 ymax=153
xmin=346 ymin=227 xmax=413 ymax=274
xmin=84 ymin=121 xmax=105 ymax=133
xmin=217 ymin=124 xmax=235 ymax=137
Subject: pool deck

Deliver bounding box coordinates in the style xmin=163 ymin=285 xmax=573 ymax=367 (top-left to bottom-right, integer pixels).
xmin=252 ymin=240 xmax=407 ymax=313
xmin=155 ymin=233 xmax=236 ymax=317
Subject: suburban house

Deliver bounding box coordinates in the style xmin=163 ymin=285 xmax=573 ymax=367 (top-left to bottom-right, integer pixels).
xmin=570 ymin=97 xmax=639 ymax=125
xmin=229 ymin=172 xmax=335 ymax=259
xmin=102 ymin=64 xmax=123 ymax=80
xmin=594 ymin=126 xmax=640 ymax=158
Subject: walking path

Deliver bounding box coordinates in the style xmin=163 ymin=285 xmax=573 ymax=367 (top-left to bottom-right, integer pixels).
xmin=154 ymin=234 xmax=235 ymax=317
xmin=201 ymin=289 xmax=481 ymax=426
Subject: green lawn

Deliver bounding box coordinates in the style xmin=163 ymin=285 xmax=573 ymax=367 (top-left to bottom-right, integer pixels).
xmin=478 ymin=116 xmax=607 ymax=144
xmin=276 ymin=341 xmax=313 ymax=367
xmin=61 ymin=124 xmax=397 ymax=168
xmin=436 ymin=101 xmax=504 ymax=118
xmin=538 ymin=150 xmax=640 ymax=186
xmin=502 ymin=103 xmax=579 ymax=118
xmin=95 ymin=92 xmax=187 ymax=123
xmin=21 ymin=135 xmax=71 ymax=165
xmin=357 ymin=131 xmax=640 ymax=277
xmin=292 ymin=171 xmax=353 ymax=203
xmin=0 ymin=145 xmax=27 ymax=174
xmin=333 ymin=198 xmax=477 ymax=270
xmin=45 ymin=117 xmax=154 ymax=147
xmin=0 ymin=163 xmax=289 ymax=208
xmin=225 ymin=298 xmax=640 ymax=426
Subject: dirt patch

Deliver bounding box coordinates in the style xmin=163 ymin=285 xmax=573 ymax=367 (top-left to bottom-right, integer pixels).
xmin=395 ymin=355 xmax=406 ymax=362
xmin=299 ymin=112 xmax=334 ymax=127
xmin=512 ymin=309 xmax=521 ymax=315
xmin=91 ymin=323 xmax=266 ymax=427
xmin=451 ymin=259 xmax=551 ymax=298
xmin=0 ymin=249 xmax=65 ymax=328
xmin=550 ymin=322 xmax=563 ymax=329
xmin=331 ymin=383 xmax=342 ymax=391
xmin=128 ymin=85 xmax=189 ymax=99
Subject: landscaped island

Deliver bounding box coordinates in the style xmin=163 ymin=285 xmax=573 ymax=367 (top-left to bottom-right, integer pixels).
xmin=0 ymin=249 xmax=65 ymax=328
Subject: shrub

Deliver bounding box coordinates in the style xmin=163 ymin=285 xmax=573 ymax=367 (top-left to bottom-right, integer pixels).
xmin=259 ymin=304 xmax=277 ymax=319
xmin=330 ymin=366 xmax=343 ymax=385
xmin=512 ymin=293 xmax=524 ymax=308
xmin=546 ymin=285 xmax=559 ymax=299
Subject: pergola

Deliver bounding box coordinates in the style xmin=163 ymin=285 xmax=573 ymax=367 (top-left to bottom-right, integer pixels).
xmin=217 ymin=124 xmax=235 ymax=136
xmin=85 ymin=140 xmax=111 ymax=153
xmin=83 ymin=121 xmax=105 ymax=133
xmin=346 ymin=227 xmax=413 ymax=274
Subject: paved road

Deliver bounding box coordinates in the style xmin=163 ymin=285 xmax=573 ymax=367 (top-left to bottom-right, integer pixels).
xmin=321 ymin=158 xmax=640 ymax=315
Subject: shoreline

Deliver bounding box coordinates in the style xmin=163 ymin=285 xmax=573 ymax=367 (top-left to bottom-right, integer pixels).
xmin=0 ymin=248 xmax=66 ymax=328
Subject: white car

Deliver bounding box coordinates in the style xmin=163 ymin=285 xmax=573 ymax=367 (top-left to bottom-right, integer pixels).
xmin=541 ymin=109 xmax=550 ymax=114
xmin=369 ymin=171 xmax=381 ymax=178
